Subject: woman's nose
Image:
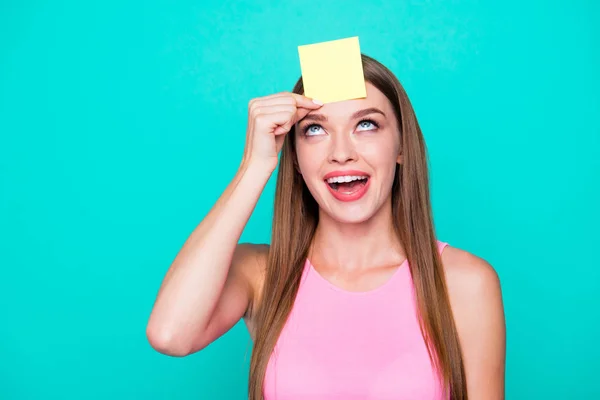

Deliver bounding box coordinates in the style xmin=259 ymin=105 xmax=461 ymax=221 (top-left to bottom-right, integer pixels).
xmin=328 ymin=133 xmax=357 ymax=164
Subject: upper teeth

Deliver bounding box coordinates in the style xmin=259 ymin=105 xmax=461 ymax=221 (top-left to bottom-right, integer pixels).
xmin=326 ymin=175 xmax=368 ymax=183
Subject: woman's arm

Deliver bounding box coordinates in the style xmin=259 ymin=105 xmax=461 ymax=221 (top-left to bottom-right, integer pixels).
xmin=145 ymin=92 xmax=322 ymax=357
xmin=146 ymin=162 xmax=273 ymax=356
xmin=442 ymin=246 xmax=507 ymax=399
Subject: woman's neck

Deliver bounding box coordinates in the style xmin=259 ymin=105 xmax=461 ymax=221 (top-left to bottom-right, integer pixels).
xmin=310 ymin=203 xmax=405 ymax=272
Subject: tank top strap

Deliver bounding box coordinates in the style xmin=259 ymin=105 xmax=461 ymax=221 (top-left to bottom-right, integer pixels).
xmin=436 ymin=239 xmax=449 ymax=255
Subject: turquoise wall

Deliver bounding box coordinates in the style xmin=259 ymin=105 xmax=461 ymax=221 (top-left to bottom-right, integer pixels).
xmin=1 ymin=1 xmax=598 ymax=398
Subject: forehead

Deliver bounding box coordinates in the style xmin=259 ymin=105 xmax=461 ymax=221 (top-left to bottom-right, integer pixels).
xmin=304 ymin=82 xmax=393 ymax=119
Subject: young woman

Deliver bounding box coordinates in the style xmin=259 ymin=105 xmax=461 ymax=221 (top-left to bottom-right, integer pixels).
xmin=146 ymin=54 xmax=506 ymax=400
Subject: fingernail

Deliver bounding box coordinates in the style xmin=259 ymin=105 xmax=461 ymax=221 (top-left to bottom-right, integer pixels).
xmin=312 ymin=98 xmax=324 ymax=106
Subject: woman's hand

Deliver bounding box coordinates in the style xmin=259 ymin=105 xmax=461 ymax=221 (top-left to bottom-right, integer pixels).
xmin=242 ymin=92 xmax=323 ymax=172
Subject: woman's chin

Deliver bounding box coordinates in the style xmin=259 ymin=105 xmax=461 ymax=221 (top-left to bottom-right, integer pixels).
xmin=324 ymin=207 xmax=375 ymax=225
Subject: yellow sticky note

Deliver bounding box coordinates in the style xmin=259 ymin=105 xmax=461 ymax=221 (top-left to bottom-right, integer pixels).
xmin=298 ymin=36 xmax=367 ymax=104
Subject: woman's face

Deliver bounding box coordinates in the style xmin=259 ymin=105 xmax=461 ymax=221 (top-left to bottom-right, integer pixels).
xmin=295 ymin=82 xmax=402 ymax=224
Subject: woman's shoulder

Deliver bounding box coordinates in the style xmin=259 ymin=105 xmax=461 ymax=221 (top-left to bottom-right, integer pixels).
xmin=440 ymin=243 xmax=503 ymax=336
xmin=440 ymin=244 xmax=500 ymax=294
xmin=440 ymin=244 xmax=506 ymax=394
xmin=440 ymin=244 xmax=505 ymax=353
xmin=442 ymin=244 xmax=499 ymax=287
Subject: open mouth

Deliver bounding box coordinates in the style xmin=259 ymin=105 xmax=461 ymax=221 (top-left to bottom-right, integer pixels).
xmin=325 ymin=175 xmax=370 ymax=194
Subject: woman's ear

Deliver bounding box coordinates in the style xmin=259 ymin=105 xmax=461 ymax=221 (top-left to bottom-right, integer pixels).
xmin=396 ymin=150 xmax=403 ymax=165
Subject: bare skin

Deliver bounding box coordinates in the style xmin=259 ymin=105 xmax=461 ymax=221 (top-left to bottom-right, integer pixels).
xmin=146 ymin=85 xmax=506 ymax=399
xmin=146 ymin=92 xmax=323 ymax=354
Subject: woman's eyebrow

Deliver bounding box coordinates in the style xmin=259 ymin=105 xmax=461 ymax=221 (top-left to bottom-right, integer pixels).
xmin=350 ymin=107 xmax=386 ymax=119
xmin=299 ymin=113 xmax=328 ymax=124
xmin=299 ymin=107 xmax=386 ymax=125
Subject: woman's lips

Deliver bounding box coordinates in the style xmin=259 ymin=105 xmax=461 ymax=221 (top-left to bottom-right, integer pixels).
xmin=325 ymin=177 xmax=370 ymax=202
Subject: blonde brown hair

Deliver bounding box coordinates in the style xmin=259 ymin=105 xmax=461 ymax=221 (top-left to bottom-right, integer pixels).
xmin=249 ymin=54 xmax=467 ymax=400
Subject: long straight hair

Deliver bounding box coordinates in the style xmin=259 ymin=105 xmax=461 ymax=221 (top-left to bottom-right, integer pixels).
xmin=249 ymin=54 xmax=467 ymax=400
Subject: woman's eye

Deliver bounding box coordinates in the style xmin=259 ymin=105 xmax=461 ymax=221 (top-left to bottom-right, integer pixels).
xmin=357 ymin=120 xmax=378 ymax=131
xmin=304 ymin=124 xmax=325 ymax=136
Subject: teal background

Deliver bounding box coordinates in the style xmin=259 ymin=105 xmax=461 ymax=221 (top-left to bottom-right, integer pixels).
xmin=1 ymin=0 xmax=598 ymax=398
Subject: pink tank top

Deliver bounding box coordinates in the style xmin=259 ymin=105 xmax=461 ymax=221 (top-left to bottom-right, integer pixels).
xmin=263 ymin=240 xmax=449 ymax=400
